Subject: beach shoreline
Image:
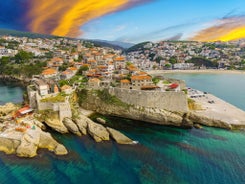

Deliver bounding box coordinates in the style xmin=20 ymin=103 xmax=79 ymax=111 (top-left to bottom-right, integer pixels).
xmin=147 ymin=69 xmax=245 ymax=75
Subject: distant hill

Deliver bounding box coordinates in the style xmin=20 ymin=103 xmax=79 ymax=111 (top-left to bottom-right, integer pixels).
xmin=0 ymin=28 xmax=132 ymax=50
xmin=86 ymin=40 xmax=124 ymax=50
xmin=92 ymin=39 xmax=134 ymax=49
xmin=0 ymin=28 xmax=57 ymax=39
xmin=126 ymin=41 xmax=152 ymax=53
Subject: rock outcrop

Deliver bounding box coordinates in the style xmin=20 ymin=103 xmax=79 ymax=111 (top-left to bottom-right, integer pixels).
xmin=63 ymin=118 xmax=81 ymax=136
xmin=39 ymin=131 xmax=68 ymax=155
xmin=16 ymin=129 xmax=40 ymax=157
xmin=0 ymin=124 xmax=67 ymax=157
xmin=79 ymin=91 xmax=192 ymax=128
xmin=45 ymin=117 xmax=68 ymax=134
xmin=106 ymin=127 xmax=134 ymax=144
xmin=0 ymin=103 xmax=19 ymax=117
xmin=73 ymin=117 xmax=87 ymax=135
xmin=96 ymin=118 xmax=106 ymax=124
xmin=87 ymin=121 xmax=110 ymax=142
xmin=0 ymin=136 xmax=20 ymax=154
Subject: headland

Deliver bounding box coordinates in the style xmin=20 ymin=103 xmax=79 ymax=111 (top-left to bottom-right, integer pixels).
xmin=0 ymin=35 xmax=245 ymax=158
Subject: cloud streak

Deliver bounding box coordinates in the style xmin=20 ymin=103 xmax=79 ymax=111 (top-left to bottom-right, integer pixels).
xmin=27 ymin=0 xmax=153 ymax=37
xmin=190 ymin=16 xmax=245 ymax=42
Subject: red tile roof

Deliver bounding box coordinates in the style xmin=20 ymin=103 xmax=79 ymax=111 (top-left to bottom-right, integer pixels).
xmin=131 ymin=75 xmax=152 ymax=81
xmin=120 ymin=79 xmax=130 ymax=84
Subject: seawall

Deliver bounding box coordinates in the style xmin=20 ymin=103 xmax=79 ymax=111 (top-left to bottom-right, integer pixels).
xmin=78 ymin=88 xmax=245 ymax=130
xmin=79 ymin=89 xmax=192 ymax=128
xmin=109 ymin=88 xmax=188 ymax=112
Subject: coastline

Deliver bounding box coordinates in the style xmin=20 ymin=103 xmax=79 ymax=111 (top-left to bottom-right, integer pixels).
xmin=147 ymin=69 xmax=245 ymax=75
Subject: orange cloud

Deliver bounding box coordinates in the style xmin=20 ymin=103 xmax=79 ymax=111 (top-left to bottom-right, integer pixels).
xmin=27 ymin=0 xmax=131 ymax=37
xmin=191 ymin=17 xmax=245 ymax=42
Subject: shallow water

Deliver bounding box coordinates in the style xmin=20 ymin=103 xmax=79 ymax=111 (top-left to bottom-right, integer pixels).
xmin=163 ymin=73 xmax=245 ymax=110
xmin=0 ymin=74 xmax=245 ymax=184
xmin=0 ymin=82 xmax=24 ymax=105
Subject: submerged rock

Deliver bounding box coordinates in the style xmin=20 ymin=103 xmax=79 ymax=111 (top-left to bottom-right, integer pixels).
xmin=63 ymin=118 xmax=81 ymax=136
xmin=106 ymin=127 xmax=134 ymax=144
xmin=194 ymin=123 xmax=203 ymax=129
xmin=96 ymin=118 xmax=106 ymax=124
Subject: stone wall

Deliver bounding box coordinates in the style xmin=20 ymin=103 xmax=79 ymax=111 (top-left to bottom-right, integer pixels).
xmin=59 ymin=102 xmax=72 ymax=121
xmin=109 ymin=87 xmax=188 ymax=112
xmin=36 ymin=95 xmax=72 ymax=121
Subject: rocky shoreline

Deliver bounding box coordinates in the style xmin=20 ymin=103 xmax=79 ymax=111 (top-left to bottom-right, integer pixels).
xmin=79 ymin=89 xmax=245 ymax=130
xmin=0 ymin=103 xmax=136 ymax=158
xmin=0 ymin=75 xmax=30 ymax=87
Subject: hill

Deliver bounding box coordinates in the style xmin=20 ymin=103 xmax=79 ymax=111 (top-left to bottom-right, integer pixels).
xmin=92 ymin=39 xmax=134 ymax=49
xmin=0 ymin=29 xmax=128 ymax=50
xmin=126 ymin=41 xmax=152 ymax=53
xmin=0 ymin=28 xmax=57 ymax=39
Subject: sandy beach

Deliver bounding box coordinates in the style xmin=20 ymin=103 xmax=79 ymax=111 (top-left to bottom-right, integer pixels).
xmin=148 ymin=69 xmax=245 ymax=75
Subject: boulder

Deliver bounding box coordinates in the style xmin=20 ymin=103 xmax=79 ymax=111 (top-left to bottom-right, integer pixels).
xmin=194 ymin=123 xmax=203 ymax=129
xmin=87 ymin=121 xmax=110 ymax=142
xmin=45 ymin=118 xmax=69 ymax=134
xmin=38 ymin=131 xmax=68 ymax=155
xmin=63 ymin=118 xmax=82 ymax=136
xmin=73 ymin=118 xmax=87 ymax=135
xmin=96 ymin=118 xmax=106 ymax=124
xmin=0 ymin=137 xmax=20 ymax=154
xmin=54 ymin=144 xmax=68 ymax=155
xmin=106 ymin=127 xmax=134 ymax=144
xmin=16 ymin=130 xmax=40 ymax=158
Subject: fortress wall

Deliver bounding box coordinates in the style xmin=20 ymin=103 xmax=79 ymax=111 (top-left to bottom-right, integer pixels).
xmin=109 ymin=88 xmax=188 ymax=112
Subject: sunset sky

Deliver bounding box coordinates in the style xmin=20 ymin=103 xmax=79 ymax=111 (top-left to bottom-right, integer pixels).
xmin=1 ymin=0 xmax=245 ymax=43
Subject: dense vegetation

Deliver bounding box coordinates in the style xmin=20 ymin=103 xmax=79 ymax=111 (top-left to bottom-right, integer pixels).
xmin=0 ymin=28 xmax=57 ymax=39
xmin=186 ymin=57 xmax=218 ymax=68
xmin=0 ymin=53 xmax=47 ymax=78
xmin=126 ymin=41 xmax=151 ymax=53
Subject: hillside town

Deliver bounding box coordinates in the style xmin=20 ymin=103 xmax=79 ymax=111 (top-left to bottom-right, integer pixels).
xmin=1 ymin=34 xmax=245 ymax=159
xmin=1 ymin=35 xmax=245 ymax=118
xmin=0 ymin=35 xmax=183 ymax=97
xmin=127 ymin=40 xmax=245 ymax=70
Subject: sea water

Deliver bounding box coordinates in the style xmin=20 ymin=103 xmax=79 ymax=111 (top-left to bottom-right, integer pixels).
xmin=0 ymin=74 xmax=244 ymax=184
xmin=0 ymin=82 xmax=24 ymax=105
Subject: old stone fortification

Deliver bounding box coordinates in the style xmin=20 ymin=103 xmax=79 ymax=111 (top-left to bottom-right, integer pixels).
xmin=79 ymin=89 xmax=192 ymax=127
xmin=29 ymin=91 xmax=72 ymax=121
xmin=37 ymin=100 xmax=72 ymax=122
xmin=108 ymin=88 xmax=188 ymax=112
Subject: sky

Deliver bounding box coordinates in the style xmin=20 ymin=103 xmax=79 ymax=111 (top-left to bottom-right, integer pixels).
xmin=1 ymin=0 xmax=245 ymax=43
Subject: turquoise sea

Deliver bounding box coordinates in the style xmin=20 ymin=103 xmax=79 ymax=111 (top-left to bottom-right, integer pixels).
xmin=0 ymin=73 xmax=245 ymax=184
xmin=0 ymin=82 xmax=24 ymax=105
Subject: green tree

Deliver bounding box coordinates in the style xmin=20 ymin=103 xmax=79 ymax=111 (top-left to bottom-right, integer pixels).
xmin=77 ymin=65 xmax=89 ymax=75
xmin=59 ymin=63 xmax=70 ymax=71
xmin=169 ymin=56 xmax=178 ymax=65
xmin=14 ymin=50 xmax=33 ymax=64
xmin=155 ymin=56 xmax=163 ymax=64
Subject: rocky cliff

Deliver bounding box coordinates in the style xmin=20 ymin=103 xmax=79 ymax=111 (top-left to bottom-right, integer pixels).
xmin=78 ymin=89 xmax=245 ymax=130
xmin=78 ymin=90 xmax=193 ymax=128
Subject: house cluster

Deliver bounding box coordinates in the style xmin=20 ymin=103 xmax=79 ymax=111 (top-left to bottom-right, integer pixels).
xmin=0 ymin=46 xmax=18 ymax=58
xmin=127 ymin=40 xmax=245 ymax=70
